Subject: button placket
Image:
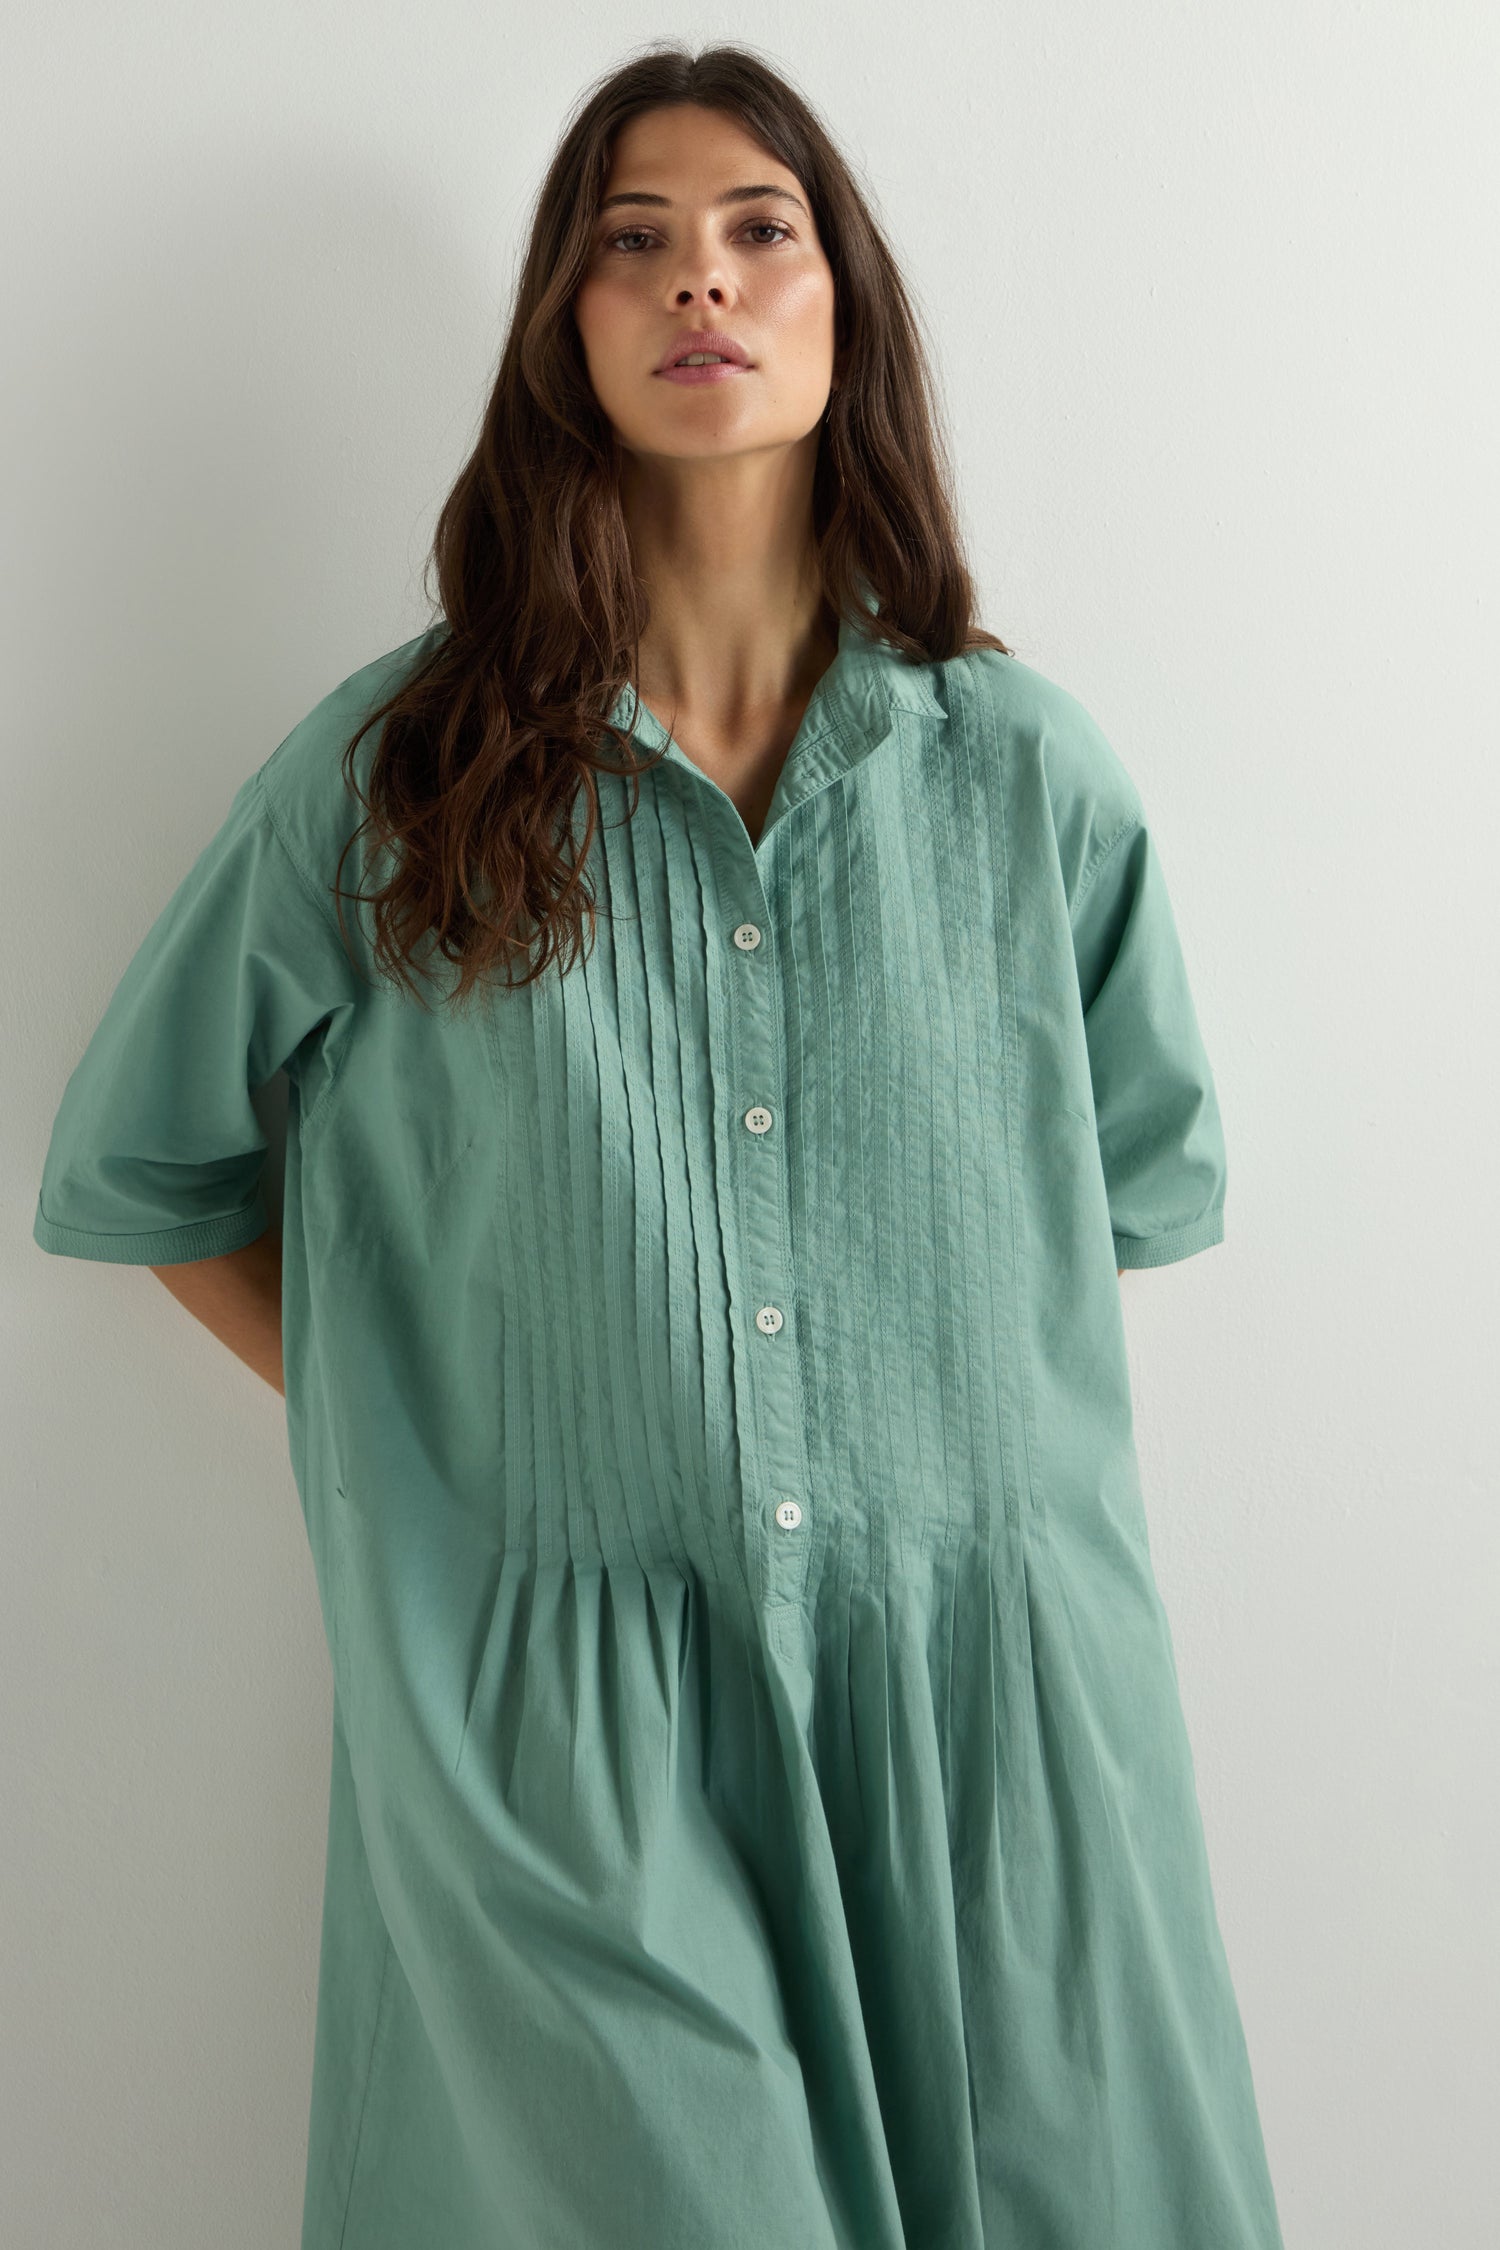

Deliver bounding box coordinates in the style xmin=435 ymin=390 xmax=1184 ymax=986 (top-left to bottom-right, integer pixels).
xmin=723 ymin=890 xmax=812 ymax=1616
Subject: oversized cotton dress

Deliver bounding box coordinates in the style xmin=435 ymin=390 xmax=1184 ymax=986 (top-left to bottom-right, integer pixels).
xmin=33 ymin=605 xmax=1286 ymax=2250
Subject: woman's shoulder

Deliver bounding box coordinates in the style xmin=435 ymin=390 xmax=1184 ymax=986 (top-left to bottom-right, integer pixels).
xmin=954 ymin=642 xmax=1148 ymax=900
xmin=254 ymin=620 xmax=450 ymax=880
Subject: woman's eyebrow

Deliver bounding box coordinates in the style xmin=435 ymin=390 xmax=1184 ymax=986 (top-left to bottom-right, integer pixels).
xmin=598 ymin=184 xmax=809 ymax=218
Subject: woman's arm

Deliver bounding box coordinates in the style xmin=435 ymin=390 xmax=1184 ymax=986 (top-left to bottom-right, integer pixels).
xmin=149 ymin=1231 xmax=285 ymax=1395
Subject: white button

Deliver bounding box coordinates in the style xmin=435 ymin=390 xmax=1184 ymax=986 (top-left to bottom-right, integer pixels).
xmin=733 ymin=922 xmax=762 ymax=951
xmin=744 ymin=1105 xmax=773 ymax=1135
xmin=773 ymin=1498 xmax=803 ymax=1532
xmin=755 ymin=1305 xmax=784 ymax=1335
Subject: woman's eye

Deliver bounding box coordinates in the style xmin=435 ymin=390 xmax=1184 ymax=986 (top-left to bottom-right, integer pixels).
xmin=602 ymin=220 xmax=793 ymax=254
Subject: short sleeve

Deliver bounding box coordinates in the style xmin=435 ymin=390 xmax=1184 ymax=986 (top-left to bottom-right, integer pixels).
xmin=32 ymin=762 xmax=362 ymax=1265
xmin=1070 ymin=815 xmax=1228 ymax=1270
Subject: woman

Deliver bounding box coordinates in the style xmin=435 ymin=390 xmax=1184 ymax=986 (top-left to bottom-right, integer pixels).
xmin=33 ymin=41 xmax=1285 ymax=2250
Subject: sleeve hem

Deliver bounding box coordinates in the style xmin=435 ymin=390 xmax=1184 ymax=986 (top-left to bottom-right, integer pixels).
xmin=32 ymin=1193 xmax=270 ymax=1266
xmin=1112 ymin=1202 xmax=1225 ymax=1270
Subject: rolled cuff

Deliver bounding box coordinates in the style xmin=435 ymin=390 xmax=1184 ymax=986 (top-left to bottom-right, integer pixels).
xmin=1112 ymin=1202 xmax=1225 ymax=1271
xmin=32 ymin=1191 xmax=270 ymax=1266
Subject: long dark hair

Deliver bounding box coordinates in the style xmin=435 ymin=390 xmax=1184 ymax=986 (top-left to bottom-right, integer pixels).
xmin=333 ymin=40 xmax=1011 ymax=1010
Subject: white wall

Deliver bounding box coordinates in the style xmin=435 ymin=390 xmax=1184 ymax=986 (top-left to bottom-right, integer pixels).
xmin=5 ymin=6 xmax=1497 ymax=2245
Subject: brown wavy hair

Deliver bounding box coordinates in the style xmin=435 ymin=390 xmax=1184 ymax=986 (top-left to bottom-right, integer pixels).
xmin=333 ymin=39 xmax=1011 ymax=1011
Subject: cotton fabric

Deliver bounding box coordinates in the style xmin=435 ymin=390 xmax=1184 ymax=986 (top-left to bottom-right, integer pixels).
xmin=34 ymin=604 xmax=1284 ymax=2249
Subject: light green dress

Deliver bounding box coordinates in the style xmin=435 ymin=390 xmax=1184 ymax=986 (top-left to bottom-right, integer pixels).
xmin=33 ymin=602 xmax=1285 ymax=2249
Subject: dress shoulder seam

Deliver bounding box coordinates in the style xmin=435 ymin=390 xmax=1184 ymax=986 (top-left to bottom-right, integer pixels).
xmin=251 ymin=763 xmax=354 ymax=951
xmin=1070 ymin=812 xmax=1142 ymax=924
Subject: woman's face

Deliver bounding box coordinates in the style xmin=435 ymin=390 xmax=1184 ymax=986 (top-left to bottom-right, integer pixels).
xmin=573 ymin=103 xmax=838 ymax=469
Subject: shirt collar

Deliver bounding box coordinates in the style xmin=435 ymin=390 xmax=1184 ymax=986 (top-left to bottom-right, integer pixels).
xmin=604 ymin=584 xmax=945 ymax=845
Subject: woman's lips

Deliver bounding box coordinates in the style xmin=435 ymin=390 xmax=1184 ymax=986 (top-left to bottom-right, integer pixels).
xmin=654 ymin=362 xmax=752 ymax=385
